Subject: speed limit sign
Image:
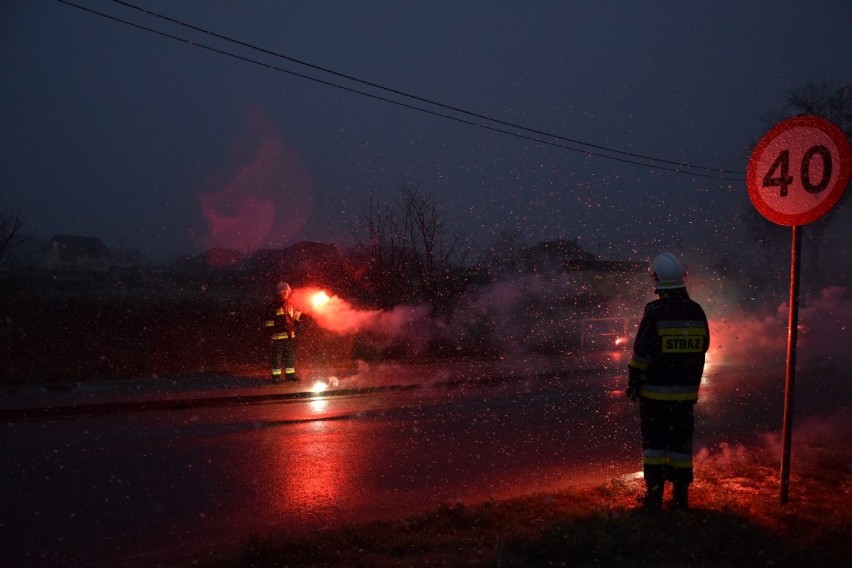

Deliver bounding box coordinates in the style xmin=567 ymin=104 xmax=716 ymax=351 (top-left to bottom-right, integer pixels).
xmin=747 ymin=114 xmax=851 ymax=506
xmin=747 ymin=115 xmax=851 ymax=226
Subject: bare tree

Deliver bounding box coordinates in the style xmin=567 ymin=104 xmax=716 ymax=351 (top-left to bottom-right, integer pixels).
xmin=787 ymin=81 xmax=852 ymax=137
xmin=0 ymin=203 xmax=25 ymax=267
xmin=354 ymin=178 xmax=474 ymax=315
xmin=398 ymin=179 xmax=461 ymax=312
xmin=356 ymin=187 xmax=418 ymax=309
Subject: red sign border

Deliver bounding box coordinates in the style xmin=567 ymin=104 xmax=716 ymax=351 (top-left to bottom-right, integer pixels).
xmin=747 ymin=115 xmax=851 ymax=226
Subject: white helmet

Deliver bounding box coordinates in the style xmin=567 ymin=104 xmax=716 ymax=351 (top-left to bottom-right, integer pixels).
xmin=276 ymin=281 xmax=291 ymax=295
xmin=650 ymin=253 xmax=686 ymax=290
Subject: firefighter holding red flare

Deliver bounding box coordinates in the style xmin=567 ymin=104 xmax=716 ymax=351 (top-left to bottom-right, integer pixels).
xmin=626 ymin=253 xmax=709 ymax=510
xmin=264 ymin=281 xmax=302 ymax=383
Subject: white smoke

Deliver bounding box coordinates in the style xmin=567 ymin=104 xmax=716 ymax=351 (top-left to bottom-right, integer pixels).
xmin=291 ymin=249 xmax=851 ymax=371
xmin=290 ymin=287 xmax=435 ymax=353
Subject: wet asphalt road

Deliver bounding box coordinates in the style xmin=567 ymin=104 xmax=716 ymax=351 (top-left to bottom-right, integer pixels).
xmin=1 ymin=358 xmax=846 ymax=567
xmin=2 ymin=366 xmax=639 ymax=567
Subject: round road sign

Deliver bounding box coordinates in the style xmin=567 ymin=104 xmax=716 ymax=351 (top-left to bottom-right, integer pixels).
xmin=747 ymin=115 xmax=851 ymax=226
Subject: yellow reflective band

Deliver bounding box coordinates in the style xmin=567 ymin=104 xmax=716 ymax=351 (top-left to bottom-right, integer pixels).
xmin=670 ymin=457 xmax=694 ymax=469
xmin=628 ymin=357 xmax=649 ymax=370
xmin=640 ymin=390 xmax=699 ymax=401
xmin=643 ymin=456 xmax=669 ymax=465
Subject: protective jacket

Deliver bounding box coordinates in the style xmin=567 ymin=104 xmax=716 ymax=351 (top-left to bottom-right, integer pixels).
xmin=628 ymin=288 xmax=709 ymax=401
xmin=265 ymin=300 xmax=301 ymax=340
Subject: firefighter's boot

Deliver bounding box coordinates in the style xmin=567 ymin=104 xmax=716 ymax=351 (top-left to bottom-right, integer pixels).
xmin=641 ymin=482 xmax=664 ymax=510
xmin=672 ymin=483 xmax=690 ymax=510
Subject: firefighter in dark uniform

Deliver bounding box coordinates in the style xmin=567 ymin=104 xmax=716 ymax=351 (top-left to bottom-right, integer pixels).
xmin=264 ymin=281 xmax=302 ymax=382
xmin=626 ymin=253 xmax=709 ymax=510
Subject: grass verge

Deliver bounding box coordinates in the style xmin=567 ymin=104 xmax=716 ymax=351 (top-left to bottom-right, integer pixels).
xmin=203 ymin=418 xmax=851 ymax=568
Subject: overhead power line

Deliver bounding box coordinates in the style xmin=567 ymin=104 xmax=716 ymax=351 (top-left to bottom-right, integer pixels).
xmin=56 ymin=0 xmax=744 ymax=182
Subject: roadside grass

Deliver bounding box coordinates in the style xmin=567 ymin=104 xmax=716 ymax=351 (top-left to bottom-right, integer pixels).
xmin=205 ymin=420 xmax=852 ymax=568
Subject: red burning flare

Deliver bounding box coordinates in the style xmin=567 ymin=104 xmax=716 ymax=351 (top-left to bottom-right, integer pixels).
xmin=290 ymin=287 xmax=380 ymax=334
xmin=310 ymin=291 xmax=330 ymax=310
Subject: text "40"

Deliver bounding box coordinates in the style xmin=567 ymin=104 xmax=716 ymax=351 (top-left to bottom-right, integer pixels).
xmin=763 ymin=145 xmax=832 ymax=197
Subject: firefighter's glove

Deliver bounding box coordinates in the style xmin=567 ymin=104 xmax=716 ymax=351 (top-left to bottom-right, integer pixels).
xmin=626 ymin=367 xmax=643 ymax=402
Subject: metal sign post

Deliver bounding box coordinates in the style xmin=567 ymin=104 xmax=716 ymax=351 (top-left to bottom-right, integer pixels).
xmin=746 ymin=115 xmax=851 ymax=505
xmin=779 ymin=225 xmax=801 ymax=504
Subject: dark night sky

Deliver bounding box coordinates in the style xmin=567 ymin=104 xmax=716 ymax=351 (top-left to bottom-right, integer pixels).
xmin=2 ymin=1 xmax=851 ymax=261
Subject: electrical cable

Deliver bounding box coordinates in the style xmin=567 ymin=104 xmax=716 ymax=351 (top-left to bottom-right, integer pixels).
xmin=55 ymin=0 xmax=744 ymax=182
xmin=107 ymin=0 xmax=742 ymax=179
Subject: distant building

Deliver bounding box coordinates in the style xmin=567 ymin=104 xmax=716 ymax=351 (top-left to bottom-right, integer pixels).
xmin=41 ymin=234 xmax=112 ymax=273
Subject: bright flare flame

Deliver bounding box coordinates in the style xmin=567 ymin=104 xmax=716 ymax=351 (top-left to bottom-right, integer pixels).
xmin=311 ymin=291 xmax=330 ymax=309
xmin=290 ymin=286 xmax=421 ymax=335
xmin=311 ymin=381 xmax=328 ymax=394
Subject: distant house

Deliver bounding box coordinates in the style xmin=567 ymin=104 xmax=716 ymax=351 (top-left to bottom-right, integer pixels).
xmin=41 ymin=234 xmax=112 ymax=273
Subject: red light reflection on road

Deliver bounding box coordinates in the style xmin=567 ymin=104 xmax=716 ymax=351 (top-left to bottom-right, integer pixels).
xmin=281 ymin=420 xmax=341 ymax=512
xmin=266 ymin=396 xmax=366 ymax=519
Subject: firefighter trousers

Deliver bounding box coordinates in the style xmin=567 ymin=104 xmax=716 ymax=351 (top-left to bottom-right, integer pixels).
xmin=270 ymin=337 xmax=296 ymax=379
xmin=639 ymin=398 xmax=695 ymax=488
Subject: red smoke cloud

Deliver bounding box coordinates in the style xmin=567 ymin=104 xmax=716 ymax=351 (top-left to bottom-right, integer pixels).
xmin=706 ymin=285 xmax=852 ymax=370
xmin=290 ymin=287 xmax=433 ymax=346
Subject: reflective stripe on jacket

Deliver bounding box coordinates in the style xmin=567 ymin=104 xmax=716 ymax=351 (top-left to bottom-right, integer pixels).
xmin=265 ymin=301 xmax=301 ymax=339
xmin=628 ymin=288 xmax=709 ymax=398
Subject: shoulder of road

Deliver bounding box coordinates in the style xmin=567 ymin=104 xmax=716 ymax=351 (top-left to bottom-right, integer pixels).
xmin=0 ymin=353 xmax=622 ymax=420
